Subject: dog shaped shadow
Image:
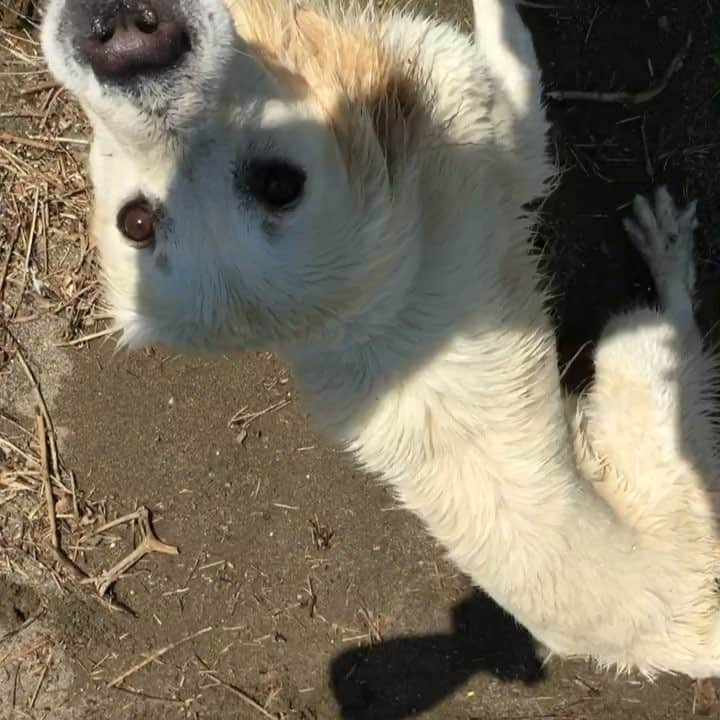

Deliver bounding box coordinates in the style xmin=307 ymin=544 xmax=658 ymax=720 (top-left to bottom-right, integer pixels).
xmin=330 ymin=589 xmax=544 ymax=719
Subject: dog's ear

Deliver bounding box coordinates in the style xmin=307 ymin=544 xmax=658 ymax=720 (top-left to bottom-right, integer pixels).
xmin=243 ymin=5 xmax=421 ymax=186
xmin=293 ymin=8 xmax=420 ymax=182
xmin=368 ymin=72 xmax=419 ymax=182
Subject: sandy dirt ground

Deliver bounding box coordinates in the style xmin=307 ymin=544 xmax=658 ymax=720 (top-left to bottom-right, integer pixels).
xmin=1 ymin=0 xmax=720 ymax=718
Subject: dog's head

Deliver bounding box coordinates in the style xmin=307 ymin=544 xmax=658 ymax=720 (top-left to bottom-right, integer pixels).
xmin=43 ymin=0 xmax=422 ymax=351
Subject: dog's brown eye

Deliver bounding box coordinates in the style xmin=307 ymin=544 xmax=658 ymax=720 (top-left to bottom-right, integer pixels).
xmin=118 ymin=200 xmax=156 ymax=246
xmin=242 ymin=159 xmax=306 ymax=210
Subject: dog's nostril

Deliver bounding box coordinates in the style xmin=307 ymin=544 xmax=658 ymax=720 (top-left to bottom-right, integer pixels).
xmin=90 ymin=16 xmax=114 ymax=43
xmin=81 ymin=3 xmax=190 ymax=81
xmin=135 ymin=7 xmax=159 ymax=34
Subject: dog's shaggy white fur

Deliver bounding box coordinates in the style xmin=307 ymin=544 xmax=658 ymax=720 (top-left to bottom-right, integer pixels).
xmin=43 ymin=0 xmax=720 ymax=677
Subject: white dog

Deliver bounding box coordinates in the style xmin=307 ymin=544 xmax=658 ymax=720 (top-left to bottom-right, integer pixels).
xmin=42 ymin=0 xmax=720 ymax=678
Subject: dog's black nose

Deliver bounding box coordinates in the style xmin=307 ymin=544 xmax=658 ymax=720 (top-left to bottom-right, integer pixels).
xmin=79 ymin=1 xmax=190 ymax=80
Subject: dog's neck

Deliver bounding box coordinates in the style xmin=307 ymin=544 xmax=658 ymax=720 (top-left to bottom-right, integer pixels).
xmin=282 ymin=161 xmax=551 ymax=463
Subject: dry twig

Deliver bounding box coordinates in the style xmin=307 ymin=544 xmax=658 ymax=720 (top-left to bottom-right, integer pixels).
xmin=694 ymin=678 xmax=718 ymax=715
xmin=547 ymin=33 xmax=692 ymax=105
xmin=36 ymin=413 xmax=58 ymax=549
xmin=207 ymin=673 xmax=279 ymax=720
xmin=107 ymin=626 xmax=212 ymax=688
xmin=29 ymin=650 xmax=51 ymax=709
xmin=82 ymin=507 xmax=179 ymax=596
xmin=228 ymin=399 xmax=291 ymax=429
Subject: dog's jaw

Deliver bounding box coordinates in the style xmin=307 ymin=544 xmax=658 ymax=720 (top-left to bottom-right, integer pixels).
xmin=41 ymin=0 xmax=239 ymax=139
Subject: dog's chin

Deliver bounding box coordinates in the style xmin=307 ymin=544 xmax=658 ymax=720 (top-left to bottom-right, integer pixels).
xmin=113 ymin=313 xmax=205 ymax=355
xmin=48 ymin=56 xmax=221 ymax=138
xmin=111 ymin=305 xmax=256 ymax=356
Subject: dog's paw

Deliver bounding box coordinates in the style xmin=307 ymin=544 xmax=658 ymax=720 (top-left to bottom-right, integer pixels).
xmin=623 ymin=186 xmax=699 ymax=302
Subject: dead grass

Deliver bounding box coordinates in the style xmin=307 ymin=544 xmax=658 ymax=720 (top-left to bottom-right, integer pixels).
xmin=0 ymin=18 xmax=103 ymax=347
xmin=0 ymin=0 xmax=179 ymax=641
xmin=0 ymin=11 xmax=237 ymax=715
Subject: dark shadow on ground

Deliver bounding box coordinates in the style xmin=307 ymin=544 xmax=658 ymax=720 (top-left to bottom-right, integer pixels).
xmin=330 ymin=590 xmax=543 ymax=720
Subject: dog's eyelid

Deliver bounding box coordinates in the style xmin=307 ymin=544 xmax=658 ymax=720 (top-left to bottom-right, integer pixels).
xmin=233 ymin=153 xmax=307 ymax=212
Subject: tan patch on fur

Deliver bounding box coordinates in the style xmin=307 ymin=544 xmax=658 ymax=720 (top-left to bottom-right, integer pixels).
xmin=229 ymin=0 xmax=421 ymax=178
